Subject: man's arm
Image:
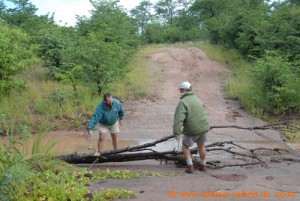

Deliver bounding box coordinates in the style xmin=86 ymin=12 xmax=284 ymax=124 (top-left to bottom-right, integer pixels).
xmin=173 ymin=101 xmax=187 ymax=136
xmin=118 ymin=102 xmax=125 ymax=120
xmin=117 ymin=101 xmax=124 ymax=126
xmin=87 ymin=105 xmax=103 ymax=132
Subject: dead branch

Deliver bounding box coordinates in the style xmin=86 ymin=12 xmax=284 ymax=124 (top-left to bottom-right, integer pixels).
xmin=209 ymin=162 xmax=262 ymax=169
xmin=58 ymin=124 xmax=300 ymax=169
xmin=100 ymin=135 xmax=175 ymax=156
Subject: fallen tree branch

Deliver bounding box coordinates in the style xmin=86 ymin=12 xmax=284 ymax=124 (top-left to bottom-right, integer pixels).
xmin=210 ymin=124 xmax=285 ymax=130
xmin=209 ymin=162 xmax=262 ymax=169
xmin=58 ymin=124 xmax=300 ymax=169
xmin=249 ymin=147 xmax=290 ymax=154
xmin=100 ymin=135 xmax=175 ymax=156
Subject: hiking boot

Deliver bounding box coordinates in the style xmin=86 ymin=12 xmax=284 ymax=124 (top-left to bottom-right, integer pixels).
xmin=199 ymin=164 xmax=207 ymax=172
xmin=185 ymin=165 xmax=194 ymax=173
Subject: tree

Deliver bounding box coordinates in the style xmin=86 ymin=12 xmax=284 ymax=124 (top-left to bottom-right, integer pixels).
xmin=55 ymin=65 xmax=86 ymax=104
xmin=40 ymin=34 xmax=64 ymax=70
xmin=255 ymin=4 xmax=300 ymax=61
xmin=2 ymin=0 xmax=37 ymax=27
xmin=1 ymin=0 xmax=56 ymax=43
xmin=130 ymin=0 xmax=153 ymax=44
xmin=154 ymin=0 xmax=179 ymax=25
xmin=0 ymin=0 xmax=5 ymax=17
xmin=144 ymin=23 xmax=165 ymax=43
xmin=0 ymin=22 xmax=36 ymax=94
xmin=79 ymin=34 xmax=129 ymax=94
xmin=251 ymin=52 xmax=300 ymax=114
xmin=77 ymin=0 xmax=139 ymax=50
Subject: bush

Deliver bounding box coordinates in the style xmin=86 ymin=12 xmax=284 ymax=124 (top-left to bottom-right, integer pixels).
xmin=251 ymin=51 xmax=300 ymax=114
xmin=0 ymin=22 xmax=36 ymax=95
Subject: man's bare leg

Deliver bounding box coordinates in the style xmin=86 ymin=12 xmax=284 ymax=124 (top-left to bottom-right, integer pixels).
xmin=197 ymin=143 xmax=206 ymax=160
xmin=182 ymin=143 xmax=191 ymax=161
xmin=182 ymin=143 xmax=194 ymax=173
xmin=98 ymin=133 xmax=106 ymax=153
xmin=111 ymin=133 xmax=118 ymax=150
xmin=197 ymin=143 xmax=207 ymax=171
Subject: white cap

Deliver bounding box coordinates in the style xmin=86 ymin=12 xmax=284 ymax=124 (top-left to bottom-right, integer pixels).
xmin=179 ymin=81 xmax=191 ymax=89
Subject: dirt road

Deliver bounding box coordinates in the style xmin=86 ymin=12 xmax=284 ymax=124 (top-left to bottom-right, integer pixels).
xmin=88 ymin=47 xmax=300 ymax=201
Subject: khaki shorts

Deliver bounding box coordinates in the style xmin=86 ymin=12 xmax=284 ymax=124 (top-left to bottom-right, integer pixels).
xmin=97 ymin=121 xmax=119 ymax=134
xmin=182 ymin=132 xmax=208 ymax=147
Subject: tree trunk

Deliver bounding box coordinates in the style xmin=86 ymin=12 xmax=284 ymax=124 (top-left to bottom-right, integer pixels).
xmin=57 ymin=124 xmax=300 ymax=169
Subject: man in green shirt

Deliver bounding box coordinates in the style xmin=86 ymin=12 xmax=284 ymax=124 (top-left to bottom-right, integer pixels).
xmin=173 ymin=82 xmax=210 ymax=173
xmin=87 ymin=93 xmax=124 ymax=156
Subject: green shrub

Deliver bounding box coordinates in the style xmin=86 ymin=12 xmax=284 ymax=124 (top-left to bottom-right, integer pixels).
xmin=251 ymin=52 xmax=300 ymax=114
xmin=0 ymin=123 xmax=33 ymax=201
xmin=0 ymin=22 xmax=36 ymax=95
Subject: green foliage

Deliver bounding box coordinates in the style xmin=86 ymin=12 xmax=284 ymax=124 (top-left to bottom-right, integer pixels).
xmin=200 ymin=43 xmax=300 ymax=116
xmin=49 ymin=89 xmax=69 ymax=109
xmin=94 ymin=168 xmax=140 ymax=180
xmin=251 ymin=52 xmax=300 ymax=114
xmin=55 ymin=65 xmax=86 ymax=103
xmin=145 ymin=23 xmax=166 ymax=43
xmin=198 ymin=43 xmax=243 ymax=64
xmin=1 ymin=126 xmax=139 ymax=201
xmin=1 ymin=0 xmax=56 ymax=39
xmin=190 ymin=0 xmax=300 ymax=116
xmin=78 ymin=0 xmax=139 ymax=49
xmin=142 ymin=170 xmax=161 ymax=176
xmin=79 ymin=34 xmax=130 ymax=94
xmin=0 ymin=112 xmax=30 ymax=137
xmin=284 ymin=121 xmax=300 ymax=143
xmin=1 ymin=0 xmax=37 ymax=27
xmin=130 ymin=0 xmax=154 ymax=43
xmin=0 ymin=22 xmax=36 ymax=94
xmin=96 ymin=188 xmax=137 ymax=200
xmin=39 ymin=34 xmax=64 ymax=69
xmin=0 ymin=122 xmax=33 ymax=201
xmin=30 ymin=132 xmax=58 ymax=158
xmin=0 ymin=0 xmax=5 ymax=16
xmin=16 ymin=170 xmax=91 ymax=201
xmin=0 ymin=147 xmax=30 ymax=201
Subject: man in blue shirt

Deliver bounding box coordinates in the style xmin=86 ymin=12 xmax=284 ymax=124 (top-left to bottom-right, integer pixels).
xmin=87 ymin=93 xmax=124 ymax=156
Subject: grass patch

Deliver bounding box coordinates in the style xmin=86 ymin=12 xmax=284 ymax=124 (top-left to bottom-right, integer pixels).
xmin=94 ymin=169 xmax=140 ymax=180
xmin=283 ymin=121 xmax=300 ymax=143
xmin=0 ymin=66 xmax=101 ymax=132
xmin=142 ymin=170 xmax=161 ymax=177
xmin=108 ymin=45 xmax=164 ymax=100
xmin=96 ymin=188 xmax=137 ymax=200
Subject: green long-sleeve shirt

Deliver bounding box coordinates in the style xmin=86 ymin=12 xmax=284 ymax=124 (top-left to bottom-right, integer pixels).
xmin=173 ymin=91 xmax=210 ymax=136
xmin=87 ymin=98 xmax=124 ymax=131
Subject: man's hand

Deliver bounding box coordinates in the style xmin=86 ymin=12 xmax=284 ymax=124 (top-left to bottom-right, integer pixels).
xmin=87 ymin=130 xmax=93 ymax=138
xmin=119 ymin=119 xmax=123 ymax=127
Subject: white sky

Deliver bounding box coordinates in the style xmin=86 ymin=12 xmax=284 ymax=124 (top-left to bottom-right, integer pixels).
xmin=5 ymin=0 xmax=278 ymax=26
xmin=28 ymin=0 xmax=156 ymax=26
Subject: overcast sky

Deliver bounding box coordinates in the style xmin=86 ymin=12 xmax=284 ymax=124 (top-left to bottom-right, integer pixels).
xmin=27 ymin=0 xmax=157 ymax=26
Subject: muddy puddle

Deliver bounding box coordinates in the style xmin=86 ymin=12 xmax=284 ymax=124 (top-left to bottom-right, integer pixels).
xmin=0 ymin=134 xmax=181 ymax=155
xmin=0 ymin=133 xmax=140 ymax=155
